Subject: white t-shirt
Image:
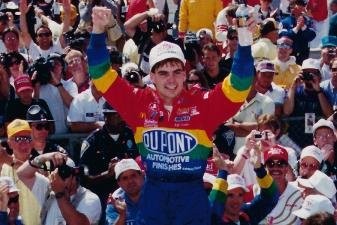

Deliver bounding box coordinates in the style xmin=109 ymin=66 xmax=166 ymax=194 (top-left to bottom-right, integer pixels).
xmin=28 ymin=39 xmax=64 ymax=60
xmin=67 ymin=88 xmax=105 ymax=123
xmin=265 ymin=82 xmax=286 ymax=106
xmin=32 ymin=173 xmax=102 ymax=225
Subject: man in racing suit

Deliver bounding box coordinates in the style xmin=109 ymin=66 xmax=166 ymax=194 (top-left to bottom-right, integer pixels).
xmin=87 ymin=6 xmax=254 ymax=225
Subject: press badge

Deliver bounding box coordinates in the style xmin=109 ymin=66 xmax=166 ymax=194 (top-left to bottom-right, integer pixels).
xmin=304 ymin=113 xmax=315 ymax=134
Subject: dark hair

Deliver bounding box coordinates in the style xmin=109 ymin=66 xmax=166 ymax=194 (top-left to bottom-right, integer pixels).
xmin=2 ymin=28 xmax=19 ymax=42
xmin=202 ymin=43 xmax=221 ymax=56
xmin=3 ymin=52 xmax=28 ymax=74
xmin=151 ymin=58 xmax=185 ymax=73
xmin=303 ymin=212 xmax=335 ymax=225
xmin=35 ymin=25 xmax=53 ymax=47
xmin=186 ymin=69 xmax=210 ymax=90
xmin=226 ymin=4 xmax=239 ymax=18
xmin=257 ymin=114 xmax=281 ymax=132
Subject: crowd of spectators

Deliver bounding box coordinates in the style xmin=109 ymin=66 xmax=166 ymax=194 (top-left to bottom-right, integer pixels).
xmin=0 ymin=0 xmax=336 ymax=224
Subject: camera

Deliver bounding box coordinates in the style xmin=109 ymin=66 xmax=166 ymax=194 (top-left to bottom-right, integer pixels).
xmin=301 ymin=71 xmax=314 ymax=81
xmin=39 ymin=160 xmax=87 ymax=180
xmin=254 ymin=131 xmax=269 ymax=141
xmin=328 ymin=48 xmax=336 ymax=56
xmin=124 ymin=70 xmax=140 ymax=84
xmin=28 ymin=57 xmax=52 ymax=85
xmin=147 ymin=17 xmax=169 ymax=33
xmin=63 ymin=31 xmax=89 ymax=51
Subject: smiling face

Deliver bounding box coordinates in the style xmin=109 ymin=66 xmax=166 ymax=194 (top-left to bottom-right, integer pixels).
xmin=224 ymin=188 xmax=245 ymax=219
xmin=150 ymin=59 xmax=186 ymax=105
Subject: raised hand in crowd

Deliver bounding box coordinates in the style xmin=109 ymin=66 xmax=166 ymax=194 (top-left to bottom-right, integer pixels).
xmin=0 ymin=181 xmax=9 ymax=212
xmin=213 ymin=147 xmax=234 ymax=172
xmin=92 ymin=6 xmax=112 ymax=34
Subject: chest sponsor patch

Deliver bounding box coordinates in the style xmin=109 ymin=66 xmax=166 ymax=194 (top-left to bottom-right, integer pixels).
xmin=174 ymin=115 xmax=191 ymax=122
xmin=142 ymin=129 xmax=197 ymax=156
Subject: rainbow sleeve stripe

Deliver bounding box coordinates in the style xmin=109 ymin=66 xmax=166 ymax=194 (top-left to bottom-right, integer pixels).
xmin=256 ymin=172 xmax=279 ymax=198
xmin=221 ymin=45 xmax=254 ymax=103
xmin=87 ymin=33 xmax=118 ymax=93
xmin=209 ymin=178 xmax=228 ymax=204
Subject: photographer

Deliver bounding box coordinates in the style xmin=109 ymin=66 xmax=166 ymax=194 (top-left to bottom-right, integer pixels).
xmin=31 ymin=54 xmax=77 ymax=134
xmin=124 ymin=9 xmax=178 ymax=75
xmin=284 ymin=58 xmax=333 ymax=148
xmin=16 ymin=152 xmax=102 ymax=225
xmin=319 ymin=36 xmax=337 ymax=82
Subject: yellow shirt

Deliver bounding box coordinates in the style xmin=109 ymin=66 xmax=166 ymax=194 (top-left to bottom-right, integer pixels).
xmin=273 ymin=56 xmax=301 ymax=90
xmin=179 ymin=0 xmax=223 ymax=35
xmin=1 ymin=164 xmax=41 ymax=225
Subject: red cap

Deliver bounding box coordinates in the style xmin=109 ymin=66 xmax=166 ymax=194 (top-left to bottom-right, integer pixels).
xmin=14 ymin=76 xmax=33 ymax=93
xmin=264 ymin=145 xmax=288 ymax=162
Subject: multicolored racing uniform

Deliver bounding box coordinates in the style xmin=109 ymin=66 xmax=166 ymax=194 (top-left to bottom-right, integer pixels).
xmin=87 ymin=33 xmax=254 ymax=225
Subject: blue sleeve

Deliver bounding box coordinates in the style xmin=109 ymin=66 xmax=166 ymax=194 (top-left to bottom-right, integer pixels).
xmin=0 ymin=211 xmax=8 ymax=225
xmin=209 ymin=170 xmax=228 ymax=219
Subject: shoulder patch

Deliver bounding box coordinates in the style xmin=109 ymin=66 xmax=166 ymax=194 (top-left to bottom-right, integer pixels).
xmin=80 ymin=140 xmax=90 ymax=158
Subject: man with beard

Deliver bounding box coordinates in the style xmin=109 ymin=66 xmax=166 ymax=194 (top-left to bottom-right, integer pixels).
xmin=284 ymin=58 xmax=333 ymax=148
xmin=260 ymin=145 xmax=303 ymax=225
xmin=80 ymin=102 xmax=138 ymax=224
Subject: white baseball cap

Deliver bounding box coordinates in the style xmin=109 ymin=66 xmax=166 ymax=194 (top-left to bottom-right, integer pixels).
xmin=203 ymin=173 xmax=216 ymax=185
xmin=292 ymin=195 xmax=335 ymax=219
xmin=297 ymin=170 xmax=337 ymax=199
xmin=300 ymin=145 xmax=323 ymax=164
xmin=0 ymin=176 xmax=19 ymax=193
xmin=312 ymin=119 xmax=336 ymax=135
xmin=149 ymin=41 xmax=186 ymax=71
xmin=301 ymin=58 xmax=320 ymax=70
xmin=114 ymin=159 xmax=141 ymax=179
xmin=227 ymin=174 xmax=249 ymax=192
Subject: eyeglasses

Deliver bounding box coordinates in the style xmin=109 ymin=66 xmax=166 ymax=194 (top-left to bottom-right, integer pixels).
xmin=37 ymin=32 xmax=52 ymax=38
xmin=14 ymin=136 xmax=32 ymax=143
xmin=32 ymin=123 xmax=50 ymax=131
xmin=186 ymin=79 xmax=200 ymax=84
xmin=300 ymin=162 xmax=319 ymax=170
xmin=277 ymin=44 xmax=292 ymax=49
xmin=8 ymin=195 xmax=19 ymax=205
xmin=315 ymin=133 xmax=335 ymax=140
xmin=67 ymin=57 xmax=82 ymax=66
xmin=265 ymin=160 xmax=288 ymax=168
xmin=4 ymin=36 xmax=17 ymax=42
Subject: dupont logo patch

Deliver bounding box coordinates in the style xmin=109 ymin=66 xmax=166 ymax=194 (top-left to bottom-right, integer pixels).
xmin=143 ymin=129 xmax=197 ymax=156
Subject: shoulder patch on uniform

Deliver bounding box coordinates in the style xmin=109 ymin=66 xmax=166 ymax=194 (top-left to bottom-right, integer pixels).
xmin=80 ymin=140 xmax=90 ymax=158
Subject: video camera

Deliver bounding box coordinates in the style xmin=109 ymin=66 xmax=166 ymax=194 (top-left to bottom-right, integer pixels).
xmin=147 ymin=17 xmax=171 ymax=33
xmin=28 ymin=57 xmax=52 ymax=85
xmin=301 ymin=71 xmax=314 ymax=81
xmin=63 ymin=31 xmax=90 ymax=51
xmin=39 ymin=160 xmax=88 ymax=180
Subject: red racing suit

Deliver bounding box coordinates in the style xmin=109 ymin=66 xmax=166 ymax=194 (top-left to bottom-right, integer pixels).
xmin=87 ymin=33 xmax=254 ymax=182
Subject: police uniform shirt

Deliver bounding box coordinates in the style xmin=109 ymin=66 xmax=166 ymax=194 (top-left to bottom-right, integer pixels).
xmin=31 ymin=141 xmax=66 ymax=159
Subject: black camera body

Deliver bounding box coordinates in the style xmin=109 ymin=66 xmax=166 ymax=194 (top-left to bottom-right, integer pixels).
xmin=147 ymin=17 xmax=167 ymax=33
xmin=28 ymin=57 xmax=52 ymax=85
xmin=301 ymin=71 xmax=314 ymax=81
xmin=57 ymin=163 xmax=85 ymax=180
xmin=328 ymin=48 xmax=336 ymax=56
xmin=125 ymin=70 xmax=140 ymax=84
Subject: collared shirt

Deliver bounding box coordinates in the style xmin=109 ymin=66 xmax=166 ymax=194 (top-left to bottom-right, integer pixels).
xmin=321 ymin=79 xmax=337 ymax=107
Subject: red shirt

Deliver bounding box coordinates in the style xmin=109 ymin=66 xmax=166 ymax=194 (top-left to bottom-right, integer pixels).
xmin=126 ymin=0 xmax=148 ymax=21
xmin=307 ymin=0 xmax=328 ymax=21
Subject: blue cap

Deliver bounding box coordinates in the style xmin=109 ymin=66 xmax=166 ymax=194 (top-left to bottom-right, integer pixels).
xmin=321 ymin=36 xmax=337 ymax=48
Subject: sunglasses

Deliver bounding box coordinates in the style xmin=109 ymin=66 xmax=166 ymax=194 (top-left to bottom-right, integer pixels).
xmin=8 ymin=195 xmax=19 ymax=205
xmin=300 ymin=162 xmax=318 ymax=170
xmin=265 ymin=160 xmax=288 ymax=168
xmin=14 ymin=136 xmax=32 ymax=143
xmin=37 ymin=32 xmax=52 ymax=38
xmin=33 ymin=123 xmax=50 ymax=131
xmin=277 ymin=44 xmax=292 ymax=49
xmin=186 ymin=79 xmax=200 ymax=84
xmin=9 ymin=59 xmax=21 ymax=67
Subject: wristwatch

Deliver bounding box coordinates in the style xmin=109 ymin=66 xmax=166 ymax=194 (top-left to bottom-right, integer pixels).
xmin=55 ymin=192 xmax=65 ymax=199
xmin=55 ymin=83 xmax=63 ymax=88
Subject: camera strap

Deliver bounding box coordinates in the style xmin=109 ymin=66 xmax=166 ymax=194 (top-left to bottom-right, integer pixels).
xmin=40 ymin=186 xmax=88 ymax=225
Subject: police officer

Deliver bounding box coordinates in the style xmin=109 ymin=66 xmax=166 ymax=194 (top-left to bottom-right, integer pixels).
xmin=79 ymin=101 xmax=138 ymax=224
xmin=26 ymin=105 xmax=66 ymax=158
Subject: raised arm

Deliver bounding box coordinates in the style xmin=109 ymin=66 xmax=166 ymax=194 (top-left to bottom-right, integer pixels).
xmin=19 ymin=0 xmax=33 ymax=48
xmin=59 ymin=0 xmax=71 ymax=48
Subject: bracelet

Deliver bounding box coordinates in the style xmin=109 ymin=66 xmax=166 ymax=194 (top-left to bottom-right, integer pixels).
xmin=55 ymin=83 xmax=63 ymax=88
xmin=29 ymin=159 xmax=40 ymax=169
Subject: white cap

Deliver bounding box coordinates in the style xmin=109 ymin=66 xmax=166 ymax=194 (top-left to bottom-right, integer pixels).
xmin=203 ymin=173 xmax=216 ymax=184
xmin=196 ymin=28 xmax=213 ymax=39
xmin=149 ymin=41 xmax=186 ymax=71
xmin=312 ymin=119 xmax=336 ymax=135
xmin=0 ymin=176 xmax=19 ymax=193
xmin=115 ymin=159 xmax=141 ymax=179
xmin=301 ymin=58 xmax=321 ymax=70
xmin=300 ymin=145 xmax=323 ymax=164
xmin=227 ymin=174 xmax=249 ymax=192
xmin=292 ymin=195 xmax=335 ymax=219
xmin=298 ymin=170 xmax=337 ymax=199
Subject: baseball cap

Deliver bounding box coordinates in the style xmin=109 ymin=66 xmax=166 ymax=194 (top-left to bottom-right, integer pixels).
xmin=196 ymin=28 xmax=213 ymax=40
xmin=149 ymin=41 xmax=186 ymax=71
xmin=264 ymin=145 xmax=288 ymax=162
xmin=14 ymin=76 xmax=33 ymax=93
xmin=294 ymin=0 xmax=307 ymax=6
xmin=26 ymin=105 xmax=54 ymax=122
xmin=301 ymin=58 xmax=320 ymax=70
xmin=0 ymin=176 xmax=19 ymax=193
xmin=7 ymin=119 xmax=31 ymax=138
xmin=227 ymin=174 xmax=249 ymax=192
xmin=321 ymin=36 xmax=337 ymax=48
xmin=277 ymin=36 xmax=293 ymax=48
xmin=292 ymin=195 xmax=334 ymax=219
xmin=256 ymin=60 xmax=275 ymax=73
xmin=260 ymin=18 xmax=278 ymax=36
xmin=115 ymin=159 xmax=141 ymax=179
xmin=297 ymin=170 xmax=337 ymax=199
xmin=300 ymin=145 xmax=323 ymax=164
xmin=102 ymin=102 xmax=117 ymax=113
xmin=312 ymin=119 xmax=336 ymax=135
